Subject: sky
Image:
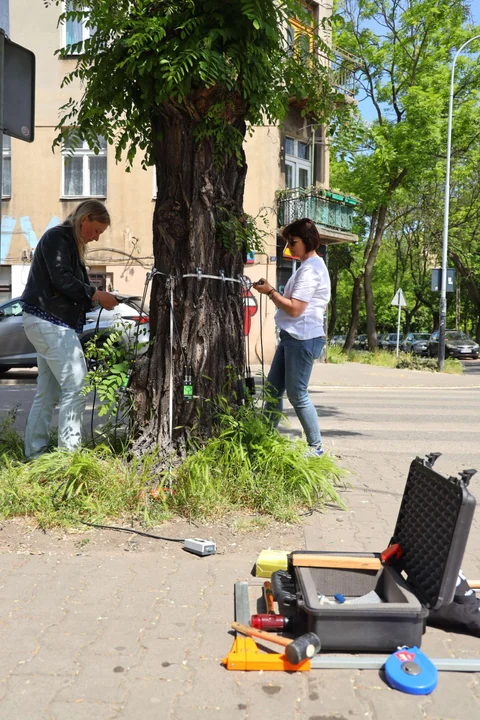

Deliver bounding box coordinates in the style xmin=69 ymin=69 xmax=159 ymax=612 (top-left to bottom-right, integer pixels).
xmin=357 ymin=1 xmax=480 ymax=123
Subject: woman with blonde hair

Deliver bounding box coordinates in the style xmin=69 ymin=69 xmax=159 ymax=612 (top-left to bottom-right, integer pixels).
xmin=22 ymin=200 xmax=118 ymax=459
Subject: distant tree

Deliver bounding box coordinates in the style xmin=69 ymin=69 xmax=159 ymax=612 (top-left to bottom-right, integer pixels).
xmin=46 ymin=0 xmax=350 ymax=455
xmin=332 ymin=0 xmax=480 ymax=350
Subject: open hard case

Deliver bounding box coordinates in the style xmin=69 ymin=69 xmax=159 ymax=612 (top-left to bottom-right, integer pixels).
xmin=272 ymin=454 xmax=476 ymax=652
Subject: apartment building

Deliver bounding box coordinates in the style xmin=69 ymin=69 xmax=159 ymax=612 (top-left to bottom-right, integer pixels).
xmin=0 ymin=0 xmax=356 ymax=361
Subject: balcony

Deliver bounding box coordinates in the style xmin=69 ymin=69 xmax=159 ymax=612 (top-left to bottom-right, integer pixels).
xmin=327 ymin=47 xmax=359 ymax=100
xmin=277 ymin=187 xmax=357 ymax=241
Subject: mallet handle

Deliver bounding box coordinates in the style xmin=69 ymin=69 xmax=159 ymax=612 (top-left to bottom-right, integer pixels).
xmin=232 ymin=621 xmax=292 ymax=648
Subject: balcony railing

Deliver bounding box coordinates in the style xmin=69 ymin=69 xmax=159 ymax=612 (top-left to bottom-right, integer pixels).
xmin=277 ymin=188 xmax=357 ymax=233
xmin=319 ymin=47 xmax=360 ymax=99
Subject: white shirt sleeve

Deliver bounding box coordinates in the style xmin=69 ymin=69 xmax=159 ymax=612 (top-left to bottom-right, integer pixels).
xmin=290 ymin=262 xmax=326 ymax=303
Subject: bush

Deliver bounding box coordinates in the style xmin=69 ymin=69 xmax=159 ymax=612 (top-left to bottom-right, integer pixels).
xmin=395 ymin=354 xmax=438 ymax=372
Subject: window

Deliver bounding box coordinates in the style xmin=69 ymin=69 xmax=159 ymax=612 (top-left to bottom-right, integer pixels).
xmin=286 ymin=6 xmax=315 ymax=60
xmin=285 ymin=136 xmax=311 ymax=189
xmin=0 ymin=299 xmax=23 ymax=317
xmin=62 ymin=136 xmax=107 ymax=197
xmin=2 ymin=135 xmax=11 ymax=197
xmin=63 ymin=1 xmax=92 ymax=50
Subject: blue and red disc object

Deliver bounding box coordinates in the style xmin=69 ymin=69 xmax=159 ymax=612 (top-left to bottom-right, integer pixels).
xmin=385 ymin=647 xmax=438 ymax=694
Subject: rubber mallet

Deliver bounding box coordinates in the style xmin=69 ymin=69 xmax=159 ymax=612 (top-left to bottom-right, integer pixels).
xmin=231 ymin=621 xmax=321 ymax=665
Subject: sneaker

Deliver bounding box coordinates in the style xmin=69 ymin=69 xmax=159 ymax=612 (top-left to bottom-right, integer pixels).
xmin=305 ymin=444 xmax=325 ymax=458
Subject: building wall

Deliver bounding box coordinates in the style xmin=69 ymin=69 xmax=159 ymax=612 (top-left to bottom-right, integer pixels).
xmin=2 ymin=0 xmax=333 ymax=364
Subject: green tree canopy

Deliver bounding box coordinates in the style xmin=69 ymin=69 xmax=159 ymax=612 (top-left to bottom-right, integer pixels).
xmin=331 ymin=0 xmax=480 ymax=349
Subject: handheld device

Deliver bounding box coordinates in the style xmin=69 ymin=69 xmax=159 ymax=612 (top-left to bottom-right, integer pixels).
xmin=183 ymin=538 xmax=216 ymax=557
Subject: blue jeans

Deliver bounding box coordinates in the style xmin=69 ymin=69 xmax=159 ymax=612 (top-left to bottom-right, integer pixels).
xmin=23 ymin=313 xmax=87 ymax=459
xmin=266 ymin=330 xmax=325 ymax=446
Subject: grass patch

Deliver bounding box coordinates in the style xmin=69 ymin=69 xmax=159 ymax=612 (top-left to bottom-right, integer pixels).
xmin=328 ymin=348 xmax=463 ymax=374
xmin=0 ymin=399 xmax=347 ymax=528
xmin=443 ymin=357 xmax=464 ymax=374
xmin=0 ymin=444 xmax=171 ymax=529
xmin=325 ymin=345 xmax=348 ymax=364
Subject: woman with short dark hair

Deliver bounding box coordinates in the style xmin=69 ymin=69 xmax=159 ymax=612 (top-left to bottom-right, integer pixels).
xmin=22 ymin=200 xmax=118 ymax=459
xmin=254 ymin=218 xmax=330 ymax=455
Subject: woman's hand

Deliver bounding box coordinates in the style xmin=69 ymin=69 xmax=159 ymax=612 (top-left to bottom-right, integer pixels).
xmin=93 ymin=290 xmax=119 ymax=310
xmin=252 ymin=278 xmax=273 ymax=295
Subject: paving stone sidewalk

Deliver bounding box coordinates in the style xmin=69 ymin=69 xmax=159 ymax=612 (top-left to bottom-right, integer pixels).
xmin=1 ymin=362 xmax=479 ymax=719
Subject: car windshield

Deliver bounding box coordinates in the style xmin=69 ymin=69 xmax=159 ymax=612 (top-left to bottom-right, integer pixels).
xmin=412 ymin=333 xmax=430 ymax=340
xmin=389 ymin=333 xmax=404 ymax=340
xmin=445 ymin=331 xmax=471 ymax=342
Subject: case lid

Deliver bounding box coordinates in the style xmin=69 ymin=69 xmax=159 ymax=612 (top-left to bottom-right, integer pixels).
xmin=391 ymin=456 xmax=476 ymax=610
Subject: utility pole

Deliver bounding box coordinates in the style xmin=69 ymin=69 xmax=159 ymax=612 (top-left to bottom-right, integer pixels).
xmin=439 ymin=35 xmax=480 ymax=370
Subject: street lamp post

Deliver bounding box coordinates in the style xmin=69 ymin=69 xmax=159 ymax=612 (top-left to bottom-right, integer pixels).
xmin=439 ymin=34 xmax=480 ymax=370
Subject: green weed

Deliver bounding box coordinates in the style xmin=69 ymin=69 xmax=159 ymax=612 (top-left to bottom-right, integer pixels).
xmin=325 ymin=345 xmax=348 ymax=364
xmin=0 ymin=445 xmax=170 ymax=529
xmin=0 ymin=410 xmax=25 ymax=466
xmin=157 ymin=397 xmax=347 ymax=523
xmin=0 ymin=391 xmax=347 ymax=528
xmin=442 ymin=358 xmax=464 ymax=374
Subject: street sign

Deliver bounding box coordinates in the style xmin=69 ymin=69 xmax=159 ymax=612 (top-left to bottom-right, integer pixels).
xmin=1 ymin=30 xmax=35 ymax=142
xmin=391 ymin=288 xmax=407 ymax=307
xmin=431 ymin=268 xmax=455 ymax=293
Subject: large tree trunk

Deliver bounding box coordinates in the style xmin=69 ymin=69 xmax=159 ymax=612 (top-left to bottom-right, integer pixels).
xmin=449 ymin=250 xmax=480 ymax=343
xmin=344 ymin=273 xmax=363 ymax=351
xmin=134 ymin=106 xmax=248 ymax=456
xmin=364 ymin=204 xmax=388 ymax=351
xmin=328 ymin=273 xmax=338 ymax=338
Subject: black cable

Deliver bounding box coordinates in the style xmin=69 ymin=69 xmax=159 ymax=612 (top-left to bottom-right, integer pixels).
xmin=78 ymin=521 xmax=184 ymax=542
xmin=51 ymin=482 xmax=185 ymax=543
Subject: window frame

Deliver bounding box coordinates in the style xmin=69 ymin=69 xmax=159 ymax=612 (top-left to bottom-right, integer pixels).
xmin=61 ymin=136 xmax=107 ymax=199
xmin=285 ymin=136 xmax=312 ymax=189
xmin=2 ymin=134 xmax=11 ymax=199
xmin=62 ymin=1 xmax=91 ymax=54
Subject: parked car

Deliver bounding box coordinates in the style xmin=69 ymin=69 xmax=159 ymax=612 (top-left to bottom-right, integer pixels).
xmin=376 ymin=333 xmax=389 ymax=350
xmin=377 ymin=333 xmax=404 ymax=352
xmin=329 ymin=335 xmax=346 ymax=347
xmin=428 ymin=330 xmax=479 ymax=359
xmin=353 ymin=334 xmax=367 ymax=350
xmin=402 ymin=332 xmax=431 ymax=355
xmin=0 ymin=295 xmax=149 ymax=372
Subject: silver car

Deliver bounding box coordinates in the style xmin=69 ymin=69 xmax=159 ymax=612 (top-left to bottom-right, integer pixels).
xmin=0 ymin=295 xmax=149 ymax=372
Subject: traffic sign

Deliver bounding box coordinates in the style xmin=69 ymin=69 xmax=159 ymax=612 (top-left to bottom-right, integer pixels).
xmin=391 ymin=288 xmax=407 ymax=307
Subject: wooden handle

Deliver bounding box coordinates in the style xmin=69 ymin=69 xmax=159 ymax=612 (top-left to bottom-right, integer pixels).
xmin=232 ymin=621 xmax=292 ymax=648
xmin=291 ymin=554 xmax=382 ymax=570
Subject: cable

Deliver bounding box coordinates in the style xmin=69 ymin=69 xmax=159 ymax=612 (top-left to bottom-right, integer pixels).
xmin=50 ymin=482 xmax=185 ymax=543
xmin=78 ymin=521 xmax=184 ymax=543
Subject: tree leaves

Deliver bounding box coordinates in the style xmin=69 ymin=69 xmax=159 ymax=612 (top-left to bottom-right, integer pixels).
xmin=45 ymin=0 xmax=346 ymax=167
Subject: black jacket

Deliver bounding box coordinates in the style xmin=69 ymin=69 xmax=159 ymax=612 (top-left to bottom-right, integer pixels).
xmin=22 ymin=223 xmax=96 ymax=329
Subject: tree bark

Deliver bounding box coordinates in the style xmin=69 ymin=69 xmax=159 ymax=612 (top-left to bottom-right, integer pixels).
xmin=344 ymin=273 xmax=363 ymax=351
xmin=133 ymin=105 xmax=248 ymax=456
xmin=449 ymin=250 xmax=480 ymax=343
xmin=328 ymin=273 xmax=338 ymax=338
xmin=364 ymin=204 xmax=388 ymax=350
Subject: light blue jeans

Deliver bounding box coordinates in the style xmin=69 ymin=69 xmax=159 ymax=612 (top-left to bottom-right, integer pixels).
xmin=266 ymin=330 xmax=326 ymax=447
xmin=23 ymin=313 xmax=87 ymax=459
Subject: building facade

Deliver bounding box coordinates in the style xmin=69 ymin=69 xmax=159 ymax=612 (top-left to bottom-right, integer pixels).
xmin=0 ymin=0 xmax=357 ymax=362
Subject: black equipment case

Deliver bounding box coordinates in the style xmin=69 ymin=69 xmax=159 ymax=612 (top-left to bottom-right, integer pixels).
xmin=272 ymin=454 xmax=476 ymax=652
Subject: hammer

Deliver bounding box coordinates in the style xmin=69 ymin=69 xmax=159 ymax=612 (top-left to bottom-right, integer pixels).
xmin=232 ymin=621 xmax=321 ymax=665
